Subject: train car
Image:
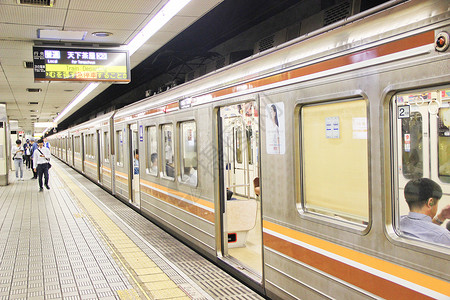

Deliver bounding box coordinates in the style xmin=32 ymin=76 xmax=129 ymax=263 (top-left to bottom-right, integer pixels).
xmin=65 ymin=112 xmax=115 ymax=190
xmin=48 ymin=0 xmax=450 ymax=298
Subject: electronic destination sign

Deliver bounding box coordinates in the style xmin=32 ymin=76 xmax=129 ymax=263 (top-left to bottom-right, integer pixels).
xmin=33 ymin=46 xmax=130 ymax=83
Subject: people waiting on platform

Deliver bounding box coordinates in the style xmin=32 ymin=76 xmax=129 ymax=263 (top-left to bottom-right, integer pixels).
xmin=11 ymin=139 xmax=24 ymax=181
xmin=33 ymin=139 xmax=51 ymax=192
xmin=23 ymin=139 xmax=32 ymax=169
xmin=30 ymin=138 xmax=38 ymax=179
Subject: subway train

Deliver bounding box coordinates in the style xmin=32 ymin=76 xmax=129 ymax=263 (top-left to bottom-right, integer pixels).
xmin=48 ymin=0 xmax=450 ymax=298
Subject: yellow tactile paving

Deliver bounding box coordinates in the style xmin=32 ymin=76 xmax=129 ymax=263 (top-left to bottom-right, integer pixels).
xmin=53 ymin=164 xmax=189 ymax=300
xmin=150 ymin=288 xmax=186 ymax=299
xmin=117 ymin=289 xmax=141 ymax=300
xmin=144 ymin=281 xmax=178 ymax=290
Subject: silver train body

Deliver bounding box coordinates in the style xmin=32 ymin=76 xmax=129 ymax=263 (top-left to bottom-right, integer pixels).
xmin=49 ymin=1 xmax=450 ymax=298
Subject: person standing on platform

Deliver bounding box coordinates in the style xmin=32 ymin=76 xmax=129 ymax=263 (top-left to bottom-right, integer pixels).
xmin=30 ymin=138 xmax=38 ymax=179
xmin=11 ymin=139 xmax=24 ymax=181
xmin=44 ymin=137 xmax=51 ymax=149
xmin=23 ymin=139 xmax=31 ymax=169
xmin=33 ymin=139 xmax=51 ymax=192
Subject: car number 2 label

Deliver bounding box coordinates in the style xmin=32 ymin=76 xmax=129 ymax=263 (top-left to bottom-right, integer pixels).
xmin=398 ymin=105 xmax=410 ymax=119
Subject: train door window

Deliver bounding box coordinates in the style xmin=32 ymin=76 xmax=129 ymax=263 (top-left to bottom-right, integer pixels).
xmin=104 ymin=131 xmax=110 ymax=162
xmin=146 ymin=126 xmax=158 ymax=176
xmin=116 ymin=130 xmax=124 ymax=167
xmin=438 ymin=106 xmax=450 ymax=183
xmin=391 ymin=88 xmax=450 ymax=247
xmin=300 ymin=99 xmax=369 ymax=226
xmin=179 ymin=121 xmax=197 ymax=186
xmin=162 ymin=124 xmax=174 ymax=179
xmin=236 ymin=127 xmax=243 ymax=164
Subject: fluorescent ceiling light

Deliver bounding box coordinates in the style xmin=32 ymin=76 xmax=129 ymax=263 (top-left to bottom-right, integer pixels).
xmin=54 ymin=82 xmax=100 ymax=123
xmin=127 ymin=0 xmax=192 ymax=55
xmin=38 ymin=29 xmax=87 ymax=40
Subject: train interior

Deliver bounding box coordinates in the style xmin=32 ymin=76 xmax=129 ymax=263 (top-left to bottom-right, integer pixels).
xmin=219 ymin=101 xmax=263 ymax=278
xmin=393 ymin=87 xmax=450 ymax=229
xmin=131 ymin=123 xmax=141 ymax=207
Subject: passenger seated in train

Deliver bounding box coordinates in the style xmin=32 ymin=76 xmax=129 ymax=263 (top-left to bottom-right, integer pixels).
xmin=400 ymin=178 xmax=450 ymax=246
xmin=180 ymin=166 xmax=198 ymax=186
xmin=165 ymin=162 xmax=175 ymax=178
xmin=133 ymin=150 xmax=139 ymax=175
xmin=226 ymin=189 xmax=237 ymax=200
xmin=150 ymin=153 xmax=158 ymax=174
xmin=253 ymin=177 xmax=260 ymax=196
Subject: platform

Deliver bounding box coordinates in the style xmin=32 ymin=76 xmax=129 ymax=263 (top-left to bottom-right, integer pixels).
xmin=0 ymin=160 xmax=264 ymax=299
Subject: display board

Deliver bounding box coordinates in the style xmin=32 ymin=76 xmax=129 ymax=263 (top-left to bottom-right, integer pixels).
xmin=33 ymin=46 xmax=130 ymax=83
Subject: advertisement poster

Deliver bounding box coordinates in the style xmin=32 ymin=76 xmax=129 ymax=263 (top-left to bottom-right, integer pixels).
xmin=266 ymin=102 xmax=285 ymax=154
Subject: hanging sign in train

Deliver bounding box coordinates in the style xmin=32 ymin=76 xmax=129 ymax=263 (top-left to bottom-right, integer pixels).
xmin=33 ymin=46 xmax=130 ymax=83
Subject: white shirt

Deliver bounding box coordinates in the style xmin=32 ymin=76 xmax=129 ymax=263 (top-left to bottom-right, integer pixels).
xmin=33 ymin=146 xmax=51 ymax=168
xmin=11 ymin=145 xmax=24 ymax=159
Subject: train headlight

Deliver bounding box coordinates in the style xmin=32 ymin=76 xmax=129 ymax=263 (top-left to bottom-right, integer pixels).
xmin=435 ymin=31 xmax=449 ymax=52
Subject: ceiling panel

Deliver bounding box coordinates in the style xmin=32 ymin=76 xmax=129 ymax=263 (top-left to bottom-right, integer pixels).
xmin=0 ymin=4 xmax=66 ymax=26
xmin=63 ymin=28 xmax=134 ymax=44
xmin=68 ymin=0 xmax=166 ymax=14
xmin=64 ymin=10 xmax=148 ymax=31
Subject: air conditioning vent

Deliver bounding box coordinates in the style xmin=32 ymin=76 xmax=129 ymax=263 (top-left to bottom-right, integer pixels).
xmin=324 ymin=1 xmax=351 ymax=26
xmin=28 ymin=102 xmax=39 ymax=105
xmin=26 ymin=88 xmax=42 ymax=93
xmin=215 ymin=57 xmax=226 ymax=69
xmin=17 ymin=0 xmax=54 ymax=7
xmin=257 ymin=34 xmax=275 ymax=52
xmin=30 ymin=115 xmax=37 ymax=118
xmin=23 ymin=61 xmax=34 ymax=69
xmin=254 ymin=28 xmax=287 ymax=53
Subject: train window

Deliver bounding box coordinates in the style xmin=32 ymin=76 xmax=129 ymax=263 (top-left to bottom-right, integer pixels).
xmin=116 ymin=130 xmax=124 ymax=167
xmin=103 ymin=131 xmax=110 ymax=162
xmin=162 ymin=124 xmax=174 ymax=179
xmin=236 ymin=127 xmax=243 ymax=164
xmin=392 ymin=88 xmax=450 ymax=247
xmin=146 ymin=126 xmax=158 ymax=176
xmin=300 ymin=99 xmax=369 ymax=225
xmin=438 ymin=107 xmax=450 ymax=183
xmin=401 ymin=113 xmax=423 ymax=179
xmin=74 ymin=136 xmax=80 ymax=153
xmin=179 ymin=121 xmax=197 ymax=186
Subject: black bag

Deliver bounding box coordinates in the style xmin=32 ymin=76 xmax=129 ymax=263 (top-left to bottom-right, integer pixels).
xmin=37 ymin=148 xmax=51 ymax=169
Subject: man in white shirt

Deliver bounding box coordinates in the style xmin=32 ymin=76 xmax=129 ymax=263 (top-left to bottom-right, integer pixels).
xmin=33 ymin=139 xmax=51 ymax=192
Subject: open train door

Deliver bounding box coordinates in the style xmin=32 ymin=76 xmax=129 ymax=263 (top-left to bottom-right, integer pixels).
xmin=216 ymin=100 xmax=263 ymax=286
xmin=129 ymin=123 xmax=141 ymax=208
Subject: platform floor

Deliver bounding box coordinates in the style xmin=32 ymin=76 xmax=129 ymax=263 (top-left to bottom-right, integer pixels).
xmin=0 ymin=160 xmax=264 ymax=299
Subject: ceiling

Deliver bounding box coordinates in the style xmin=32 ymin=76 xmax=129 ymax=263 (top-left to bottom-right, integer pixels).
xmin=0 ymin=0 xmax=223 ymax=134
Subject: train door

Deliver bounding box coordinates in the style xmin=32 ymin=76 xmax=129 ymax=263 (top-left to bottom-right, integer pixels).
xmin=217 ymin=100 xmax=263 ymax=282
xmin=71 ymin=136 xmax=74 ymax=166
xmin=130 ymin=123 xmax=140 ymax=207
xmin=96 ymin=130 xmax=101 ymax=183
xmin=81 ymin=133 xmax=85 ymax=173
xmin=394 ymin=88 xmax=450 ymax=219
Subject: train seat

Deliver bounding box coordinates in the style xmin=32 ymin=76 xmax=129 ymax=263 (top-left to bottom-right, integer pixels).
xmin=227 ymin=199 xmax=257 ymax=248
